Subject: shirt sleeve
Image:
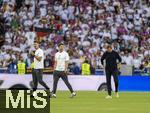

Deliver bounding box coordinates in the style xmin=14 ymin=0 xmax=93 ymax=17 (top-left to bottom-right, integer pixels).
xmin=101 ymin=52 xmax=106 ymax=66
xmin=65 ymin=52 xmax=70 ymax=61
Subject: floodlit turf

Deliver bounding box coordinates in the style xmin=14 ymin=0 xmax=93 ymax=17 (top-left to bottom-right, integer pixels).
xmin=50 ymin=91 xmax=150 ymax=113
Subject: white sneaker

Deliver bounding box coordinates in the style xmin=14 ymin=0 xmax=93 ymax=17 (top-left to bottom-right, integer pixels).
xmin=116 ymin=93 xmax=119 ymax=98
xmin=33 ymin=91 xmax=37 ymax=97
xmin=52 ymin=94 xmax=56 ymax=98
xmin=105 ymin=95 xmax=112 ymax=99
xmin=70 ymin=92 xmax=76 ymax=98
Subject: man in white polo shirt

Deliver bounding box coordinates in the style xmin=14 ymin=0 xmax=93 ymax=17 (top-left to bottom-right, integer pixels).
xmin=52 ymin=43 xmax=76 ymax=98
xmin=31 ymin=41 xmax=50 ymax=96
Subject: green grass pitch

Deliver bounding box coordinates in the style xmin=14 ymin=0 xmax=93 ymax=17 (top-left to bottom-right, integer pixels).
xmin=50 ymin=91 xmax=150 ymax=113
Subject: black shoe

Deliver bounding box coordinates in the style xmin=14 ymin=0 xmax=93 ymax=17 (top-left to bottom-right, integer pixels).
xmin=30 ymin=94 xmax=34 ymax=98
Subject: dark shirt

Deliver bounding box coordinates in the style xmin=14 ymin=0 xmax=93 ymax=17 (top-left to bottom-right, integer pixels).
xmin=101 ymin=50 xmax=122 ymax=71
xmin=8 ymin=62 xmax=17 ymax=74
xmin=72 ymin=65 xmax=80 ymax=75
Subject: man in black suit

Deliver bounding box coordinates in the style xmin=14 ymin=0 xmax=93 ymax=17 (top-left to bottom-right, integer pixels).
xmin=101 ymin=45 xmax=122 ymax=99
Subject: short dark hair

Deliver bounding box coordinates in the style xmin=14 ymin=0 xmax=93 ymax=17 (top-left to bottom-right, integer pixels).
xmin=107 ymin=45 xmax=112 ymax=49
xmin=84 ymin=60 xmax=89 ymax=63
xmin=58 ymin=43 xmax=64 ymax=47
xmin=34 ymin=41 xmax=40 ymax=44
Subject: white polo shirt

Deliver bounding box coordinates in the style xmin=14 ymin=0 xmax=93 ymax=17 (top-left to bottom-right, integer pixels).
xmin=34 ymin=48 xmax=44 ymax=69
xmin=55 ymin=51 xmax=69 ymax=71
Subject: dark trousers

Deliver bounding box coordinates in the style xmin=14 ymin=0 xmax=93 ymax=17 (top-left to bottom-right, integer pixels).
xmin=53 ymin=70 xmax=74 ymax=94
xmin=32 ymin=69 xmax=50 ymax=91
xmin=105 ymin=69 xmax=119 ymax=96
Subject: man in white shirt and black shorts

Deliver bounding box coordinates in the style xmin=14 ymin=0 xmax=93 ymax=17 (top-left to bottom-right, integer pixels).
xmin=31 ymin=41 xmax=50 ymax=97
xmin=51 ymin=43 xmax=76 ymax=98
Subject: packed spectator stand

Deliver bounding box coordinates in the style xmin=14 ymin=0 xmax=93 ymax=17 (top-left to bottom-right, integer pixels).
xmin=0 ymin=0 xmax=149 ymax=75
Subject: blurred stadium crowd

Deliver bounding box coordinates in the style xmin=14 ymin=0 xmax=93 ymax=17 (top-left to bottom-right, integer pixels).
xmin=0 ymin=0 xmax=150 ymax=75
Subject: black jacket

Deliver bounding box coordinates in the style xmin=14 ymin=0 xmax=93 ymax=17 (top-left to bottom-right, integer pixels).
xmin=101 ymin=50 xmax=122 ymax=71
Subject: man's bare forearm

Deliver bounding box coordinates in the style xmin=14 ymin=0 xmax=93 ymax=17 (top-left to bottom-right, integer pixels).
xmin=65 ymin=61 xmax=69 ymax=72
xmin=54 ymin=61 xmax=57 ymax=70
xmin=35 ymin=55 xmax=42 ymax=61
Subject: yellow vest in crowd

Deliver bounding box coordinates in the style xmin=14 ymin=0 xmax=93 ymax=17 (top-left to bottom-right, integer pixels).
xmin=82 ymin=63 xmax=91 ymax=75
xmin=17 ymin=62 xmax=26 ymax=75
xmin=147 ymin=62 xmax=150 ymax=68
xmin=30 ymin=62 xmax=35 ymax=69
